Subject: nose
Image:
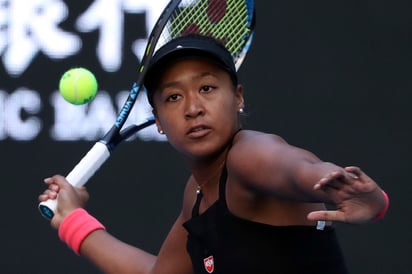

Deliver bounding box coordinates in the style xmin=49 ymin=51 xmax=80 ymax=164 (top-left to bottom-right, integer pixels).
xmin=184 ymin=93 xmax=204 ymax=119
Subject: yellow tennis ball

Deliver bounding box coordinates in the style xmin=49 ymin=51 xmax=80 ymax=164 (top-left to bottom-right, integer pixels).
xmin=59 ymin=67 xmax=98 ymax=105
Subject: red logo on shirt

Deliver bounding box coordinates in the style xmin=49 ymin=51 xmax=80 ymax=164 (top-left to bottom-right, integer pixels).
xmin=203 ymin=255 xmax=214 ymax=273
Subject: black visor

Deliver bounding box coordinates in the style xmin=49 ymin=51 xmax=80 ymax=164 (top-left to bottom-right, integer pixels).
xmin=144 ymin=34 xmax=237 ymax=106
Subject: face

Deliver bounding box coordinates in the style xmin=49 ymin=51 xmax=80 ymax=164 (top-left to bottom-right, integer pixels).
xmin=152 ymin=58 xmax=244 ymax=160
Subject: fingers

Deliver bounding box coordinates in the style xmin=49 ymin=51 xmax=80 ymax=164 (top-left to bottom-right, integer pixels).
xmin=44 ymin=175 xmax=69 ymax=187
xmin=310 ymin=166 xmax=382 ymax=224
xmin=38 ymin=189 xmax=57 ymax=201
xmin=307 ymin=210 xmax=346 ymax=223
xmin=314 ymin=171 xmax=346 ymax=190
xmin=344 ymin=166 xmax=363 ymax=179
xmin=314 ymin=167 xmax=363 ymax=191
xmin=345 ymin=166 xmax=374 ymax=184
xmin=38 ymin=175 xmax=69 ymax=202
xmin=39 ymin=174 xmax=90 ymax=228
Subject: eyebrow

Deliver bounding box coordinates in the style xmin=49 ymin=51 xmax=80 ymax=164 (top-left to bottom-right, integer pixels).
xmin=160 ymin=71 xmax=219 ymax=90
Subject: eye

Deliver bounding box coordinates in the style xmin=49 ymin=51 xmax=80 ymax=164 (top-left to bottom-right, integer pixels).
xmin=166 ymin=93 xmax=181 ymax=102
xmin=200 ymin=85 xmax=215 ymax=93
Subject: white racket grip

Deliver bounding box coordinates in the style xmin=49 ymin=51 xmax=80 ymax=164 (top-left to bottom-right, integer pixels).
xmin=65 ymin=142 xmax=111 ymax=187
xmin=38 ymin=142 xmax=110 ymax=220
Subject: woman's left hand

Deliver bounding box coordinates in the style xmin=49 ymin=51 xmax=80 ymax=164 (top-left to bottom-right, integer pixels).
xmin=307 ymin=166 xmax=388 ymax=224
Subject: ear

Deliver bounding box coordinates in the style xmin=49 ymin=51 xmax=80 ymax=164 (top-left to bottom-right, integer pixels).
xmin=156 ymin=121 xmax=164 ymax=134
xmin=235 ymin=84 xmax=245 ymax=110
xmin=152 ymin=109 xmax=164 ymax=134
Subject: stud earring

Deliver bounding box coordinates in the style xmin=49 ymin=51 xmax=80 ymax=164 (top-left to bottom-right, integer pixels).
xmin=239 ymin=108 xmax=244 ymax=113
xmin=159 ymin=130 xmax=164 ymax=134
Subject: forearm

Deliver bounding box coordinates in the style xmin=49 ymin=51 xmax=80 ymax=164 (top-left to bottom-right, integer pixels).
xmin=57 ymin=208 xmax=157 ymax=274
xmin=80 ymin=229 xmax=156 ymax=274
xmin=295 ymin=160 xmax=374 ymax=198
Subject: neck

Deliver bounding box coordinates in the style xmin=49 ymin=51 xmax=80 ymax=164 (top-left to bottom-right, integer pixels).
xmin=187 ymin=129 xmax=240 ymax=191
xmin=197 ymin=161 xmax=225 ymax=191
xmin=189 ymin=151 xmax=228 ymax=192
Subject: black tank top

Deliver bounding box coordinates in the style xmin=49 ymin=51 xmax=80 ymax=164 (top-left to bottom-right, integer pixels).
xmin=183 ymin=166 xmax=348 ymax=274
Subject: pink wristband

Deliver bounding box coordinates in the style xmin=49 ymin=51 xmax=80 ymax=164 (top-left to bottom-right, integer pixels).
xmin=58 ymin=208 xmax=106 ymax=255
xmin=373 ymin=190 xmax=389 ymax=222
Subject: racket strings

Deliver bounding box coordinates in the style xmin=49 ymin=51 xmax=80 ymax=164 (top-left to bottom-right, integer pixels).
xmin=170 ymin=1 xmax=249 ymax=41
xmin=157 ymin=0 xmax=253 ymax=66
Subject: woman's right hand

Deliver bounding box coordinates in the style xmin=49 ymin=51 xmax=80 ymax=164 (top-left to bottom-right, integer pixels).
xmin=38 ymin=175 xmax=89 ymax=229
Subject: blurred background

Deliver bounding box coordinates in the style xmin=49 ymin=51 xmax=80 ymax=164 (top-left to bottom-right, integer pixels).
xmin=0 ymin=0 xmax=410 ymax=273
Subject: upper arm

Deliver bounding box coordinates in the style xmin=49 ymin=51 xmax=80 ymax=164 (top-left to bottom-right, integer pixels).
xmin=150 ymin=212 xmax=193 ymax=274
xmin=150 ymin=179 xmax=196 ymax=274
xmin=228 ymin=131 xmax=344 ymax=201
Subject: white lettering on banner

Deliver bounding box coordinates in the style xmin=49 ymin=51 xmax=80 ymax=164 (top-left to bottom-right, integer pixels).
xmin=1 ymin=0 xmax=169 ymax=76
xmin=50 ymin=91 xmax=115 ymax=141
xmin=0 ymin=89 xmax=165 ymax=141
xmin=0 ymin=0 xmax=7 ymax=58
xmin=0 ymin=88 xmax=167 ymax=141
xmin=76 ymin=0 xmax=169 ymax=71
xmin=0 ymin=0 xmax=170 ymax=141
xmin=0 ymin=91 xmax=4 ymax=139
xmin=1 ymin=0 xmax=81 ymax=76
xmin=50 ymin=90 xmax=166 ymax=141
xmin=0 ymin=88 xmax=42 ymax=140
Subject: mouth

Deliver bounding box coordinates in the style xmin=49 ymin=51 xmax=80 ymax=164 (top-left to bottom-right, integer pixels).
xmin=187 ymin=125 xmax=211 ymax=138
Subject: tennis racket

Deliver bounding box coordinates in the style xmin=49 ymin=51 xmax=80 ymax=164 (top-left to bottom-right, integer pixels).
xmin=39 ymin=0 xmax=256 ymax=220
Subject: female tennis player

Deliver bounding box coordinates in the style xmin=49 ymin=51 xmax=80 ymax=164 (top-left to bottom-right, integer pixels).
xmin=39 ymin=35 xmax=389 ymax=274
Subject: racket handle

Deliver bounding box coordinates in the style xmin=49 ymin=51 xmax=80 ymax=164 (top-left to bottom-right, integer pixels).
xmin=38 ymin=142 xmax=111 ymax=220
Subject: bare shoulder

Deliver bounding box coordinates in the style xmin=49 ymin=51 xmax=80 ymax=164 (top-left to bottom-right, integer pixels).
xmin=229 ymin=129 xmax=319 ymax=163
xmin=229 ymin=130 xmax=293 ymax=164
xmin=233 ymin=130 xmax=287 ymax=149
xmin=226 ymin=130 xmax=285 ymax=184
xmin=226 ymin=130 xmax=321 ymax=189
